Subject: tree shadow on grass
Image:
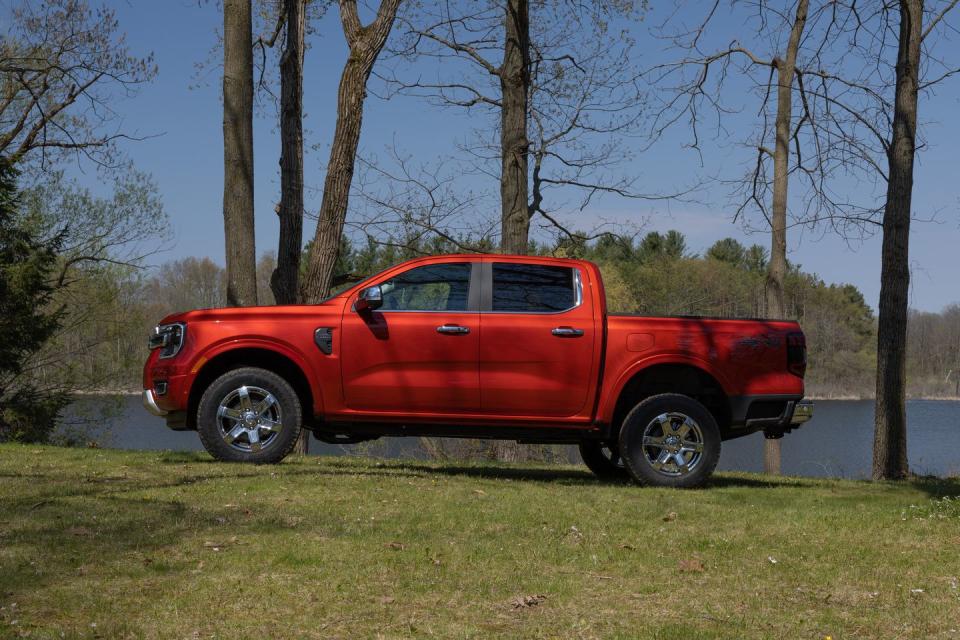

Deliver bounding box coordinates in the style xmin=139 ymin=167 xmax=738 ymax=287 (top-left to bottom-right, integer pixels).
xmin=385 ymin=461 xmax=831 ymax=489
xmin=908 ymin=474 xmax=960 ymax=498
xmin=149 ymin=453 xmax=837 ymax=489
xmin=389 ymin=461 xmax=606 ymax=485
xmin=704 ymin=475 xmax=821 ymax=489
xmin=113 ymin=448 xmax=845 ymax=489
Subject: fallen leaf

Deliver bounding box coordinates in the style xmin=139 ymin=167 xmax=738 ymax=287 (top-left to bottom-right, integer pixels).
xmin=662 ymin=512 xmax=677 ymax=522
xmin=678 ymin=558 xmax=705 ymax=573
xmin=384 ymin=542 xmax=405 ymax=551
xmin=510 ymin=594 xmax=546 ymax=609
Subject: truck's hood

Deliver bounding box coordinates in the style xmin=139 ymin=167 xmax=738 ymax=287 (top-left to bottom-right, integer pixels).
xmin=158 ymin=298 xmax=345 ymax=325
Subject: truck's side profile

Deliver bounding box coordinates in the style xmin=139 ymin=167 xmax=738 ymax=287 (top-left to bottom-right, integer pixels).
xmin=142 ymin=254 xmax=812 ymax=487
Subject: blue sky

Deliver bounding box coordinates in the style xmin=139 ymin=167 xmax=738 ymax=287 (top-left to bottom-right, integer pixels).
xmin=69 ymin=1 xmax=960 ymax=312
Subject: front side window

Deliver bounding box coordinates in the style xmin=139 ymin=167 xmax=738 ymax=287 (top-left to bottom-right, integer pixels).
xmin=492 ymin=263 xmax=577 ymax=312
xmin=379 ymin=263 xmax=471 ymax=311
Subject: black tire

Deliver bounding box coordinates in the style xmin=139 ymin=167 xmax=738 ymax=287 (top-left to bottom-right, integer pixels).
xmin=578 ymin=440 xmax=630 ymax=480
xmin=196 ymin=367 xmax=302 ymax=463
xmin=618 ymin=393 xmax=721 ymax=488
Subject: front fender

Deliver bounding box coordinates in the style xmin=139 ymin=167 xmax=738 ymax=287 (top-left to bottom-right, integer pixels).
xmin=188 ymin=335 xmax=324 ymax=417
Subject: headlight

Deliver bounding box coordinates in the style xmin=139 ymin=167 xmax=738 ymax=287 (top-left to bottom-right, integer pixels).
xmin=148 ymin=323 xmax=186 ymax=359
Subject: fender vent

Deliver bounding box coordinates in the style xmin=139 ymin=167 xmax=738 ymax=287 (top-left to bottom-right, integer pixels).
xmin=314 ymin=327 xmax=333 ymax=355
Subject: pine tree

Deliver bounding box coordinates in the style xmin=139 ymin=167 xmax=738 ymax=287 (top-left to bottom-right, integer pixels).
xmin=0 ymin=158 xmax=67 ymax=442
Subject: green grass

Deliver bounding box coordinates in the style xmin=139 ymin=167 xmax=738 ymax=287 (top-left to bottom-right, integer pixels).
xmin=0 ymin=444 xmax=958 ymax=639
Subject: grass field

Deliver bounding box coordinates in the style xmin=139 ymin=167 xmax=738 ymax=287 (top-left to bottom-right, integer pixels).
xmin=0 ymin=444 xmax=958 ymax=639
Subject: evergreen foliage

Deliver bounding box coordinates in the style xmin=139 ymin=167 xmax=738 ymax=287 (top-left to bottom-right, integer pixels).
xmin=0 ymin=159 xmax=67 ymax=442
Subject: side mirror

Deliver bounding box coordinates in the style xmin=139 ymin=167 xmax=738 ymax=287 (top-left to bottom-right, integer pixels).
xmin=355 ymin=285 xmax=383 ymax=312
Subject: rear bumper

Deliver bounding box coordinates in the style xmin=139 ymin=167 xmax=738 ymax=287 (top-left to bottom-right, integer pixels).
xmin=790 ymin=399 xmax=814 ymax=425
xmin=752 ymin=399 xmax=813 ymax=439
xmin=726 ymin=395 xmax=813 ymax=440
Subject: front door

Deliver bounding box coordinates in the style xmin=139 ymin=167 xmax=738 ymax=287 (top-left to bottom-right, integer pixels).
xmin=340 ymin=260 xmax=480 ymax=413
xmin=479 ymin=261 xmax=596 ymax=417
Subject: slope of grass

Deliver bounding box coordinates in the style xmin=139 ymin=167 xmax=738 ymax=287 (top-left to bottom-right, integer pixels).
xmin=0 ymin=444 xmax=958 ymax=639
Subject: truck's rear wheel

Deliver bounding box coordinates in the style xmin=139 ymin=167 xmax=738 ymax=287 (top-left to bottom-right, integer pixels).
xmin=578 ymin=440 xmax=629 ymax=480
xmin=196 ymin=367 xmax=302 ymax=464
xmin=618 ymin=393 xmax=720 ymax=488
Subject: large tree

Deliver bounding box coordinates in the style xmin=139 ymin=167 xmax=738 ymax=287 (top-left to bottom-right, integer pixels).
xmin=0 ymin=0 xmax=156 ymax=169
xmin=646 ymin=0 xmax=821 ymax=473
xmin=499 ymin=0 xmax=530 ymax=253
xmin=872 ymin=0 xmax=924 ymax=480
xmin=783 ymin=0 xmax=959 ymax=479
xmin=299 ymin=0 xmax=402 ymax=304
xmin=1 ymin=0 xmax=166 ymax=439
xmin=223 ymin=0 xmax=259 ymax=307
xmin=382 ymin=0 xmax=650 ymax=254
xmin=271 ymin=0 xmax=306 ymax=306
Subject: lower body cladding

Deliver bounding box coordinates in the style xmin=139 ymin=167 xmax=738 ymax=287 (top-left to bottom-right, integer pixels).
xmin=314 ymin=399 xmax=814 ymax=445
xmin=313 ymin=421 xmax=602 ymax=445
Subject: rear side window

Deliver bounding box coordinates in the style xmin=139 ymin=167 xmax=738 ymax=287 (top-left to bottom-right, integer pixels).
xmin=492 ymin=263 xmax=577 ymax=312
xmin=380 ymin=263 xmax=471 ymax=311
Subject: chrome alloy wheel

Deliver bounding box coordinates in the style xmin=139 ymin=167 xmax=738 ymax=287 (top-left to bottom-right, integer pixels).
xmin=217 ymin=385 xmax=284 ymax=453
xmin=640 ymin=412 xmax=705 ymax=477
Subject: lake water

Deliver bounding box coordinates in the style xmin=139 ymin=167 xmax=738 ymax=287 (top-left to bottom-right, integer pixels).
xmin=63 ymin=396 xmax=960 ymax=479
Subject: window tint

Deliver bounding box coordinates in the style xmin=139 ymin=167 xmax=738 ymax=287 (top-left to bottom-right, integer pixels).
xmin=492 ymin=263 xmax=576 ymax=312
xmin=379 ymin=263 xmax=471 ymax=311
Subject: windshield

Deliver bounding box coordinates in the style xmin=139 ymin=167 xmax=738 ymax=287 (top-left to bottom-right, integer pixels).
xmin=318 ymin=264 xmax=395 ymax=303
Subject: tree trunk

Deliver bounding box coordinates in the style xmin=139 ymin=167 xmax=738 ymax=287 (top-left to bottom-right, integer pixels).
xmin=222 ymin=0 xmax=258 ymax=307
xmin=763 ymin=0 xmax=807 ymax=475
xmin=271 ymin=0 xmax=305 ymax=307
xmin=300 ymin=0 xmax=401 ymax=303
xmin=873 ymin=0 xmax=922 ymax=481
xmin=499 ymin=0 xmax=531 ymax=255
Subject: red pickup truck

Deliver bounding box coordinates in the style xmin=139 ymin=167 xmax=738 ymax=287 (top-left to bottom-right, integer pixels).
xmin=143 ymin=254 xmax=812 ymax=487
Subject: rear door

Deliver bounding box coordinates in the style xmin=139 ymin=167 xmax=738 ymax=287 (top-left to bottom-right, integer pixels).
xmin=340 ymin=260 xmax=480 ymax=413
xmin=478 ymin=261 xmax=596 ymax=417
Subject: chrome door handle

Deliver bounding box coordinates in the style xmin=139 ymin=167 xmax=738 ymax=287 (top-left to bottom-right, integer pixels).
xmin=552 ymin=327 xmax=584 ymax=337
xmin=437 ymin=324 xmax=470 ymax=335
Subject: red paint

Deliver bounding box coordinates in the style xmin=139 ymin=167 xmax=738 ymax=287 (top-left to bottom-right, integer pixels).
xmin=143 ymin=254 xmax=806 ymax=433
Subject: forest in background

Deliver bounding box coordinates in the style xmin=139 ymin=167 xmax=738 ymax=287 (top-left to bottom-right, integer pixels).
xmin=30 ymin=216 xmax=958 ymax=401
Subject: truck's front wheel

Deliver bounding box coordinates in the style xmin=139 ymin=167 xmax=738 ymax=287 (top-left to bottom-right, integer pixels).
xmin=618 ymin=393 xmax=721 ymax=488
xmin=196 ymin=367 xmax=303 ymax=464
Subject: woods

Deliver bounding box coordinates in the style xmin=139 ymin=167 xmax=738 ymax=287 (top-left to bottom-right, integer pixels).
xmin=1 ymin=0 xmax=959 ymax=479
xmin=27 ymin=234 xmax=956 ymax=408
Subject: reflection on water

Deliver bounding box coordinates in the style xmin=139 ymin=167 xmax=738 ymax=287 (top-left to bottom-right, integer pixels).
xmin=63 ymin=396 xmax=960 ymax=479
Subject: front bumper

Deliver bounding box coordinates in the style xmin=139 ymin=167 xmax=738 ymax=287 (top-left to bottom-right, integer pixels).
xmin=142 ymin=389 xmax=168 ymax=417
